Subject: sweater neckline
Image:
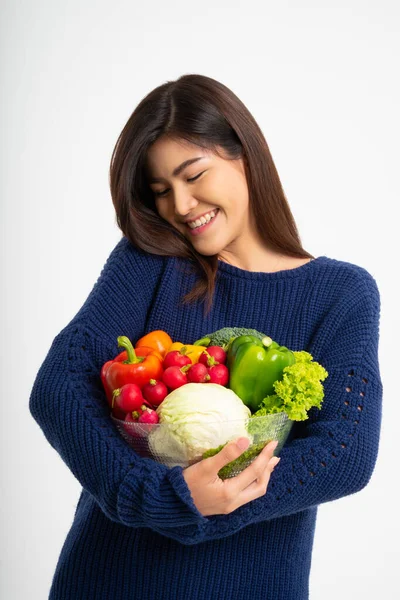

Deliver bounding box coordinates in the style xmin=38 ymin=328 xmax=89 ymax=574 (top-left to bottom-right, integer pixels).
xmin=216 ymin=256 xmax=328 ymax=280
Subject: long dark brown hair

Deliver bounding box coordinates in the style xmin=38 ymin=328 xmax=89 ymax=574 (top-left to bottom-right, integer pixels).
xmin=109 ymin=74 xmax=314 ymax=316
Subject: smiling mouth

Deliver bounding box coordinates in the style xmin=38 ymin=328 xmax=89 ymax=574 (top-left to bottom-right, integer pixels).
xmin=184 ymin=208 xmax=220 ymax=237
xmin=185 ymin=208 xmax=220 ymax=229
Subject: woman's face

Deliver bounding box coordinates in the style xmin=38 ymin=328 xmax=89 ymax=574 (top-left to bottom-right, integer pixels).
xmin=145 ymin=137 xmax=251 ymax=257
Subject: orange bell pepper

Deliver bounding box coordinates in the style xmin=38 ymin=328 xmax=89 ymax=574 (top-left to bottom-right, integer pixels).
xmin=135 ymin=330 xmax=173 ymax=358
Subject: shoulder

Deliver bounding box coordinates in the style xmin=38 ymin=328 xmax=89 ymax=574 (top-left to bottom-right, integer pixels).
xmin=87 ymin=236 xmax=171 ymax=303
xmin=71 ymin=237 xmax=172 ymax=334
xmin=110 ymin=236 xmax=165 ymax=263
xmin=315 ymin=256 xmax=380 ymax=310
xmin=102 ymin=236 xmax=168 ymax=274
xmin=308 ymin=257 xmax=381 ymax=366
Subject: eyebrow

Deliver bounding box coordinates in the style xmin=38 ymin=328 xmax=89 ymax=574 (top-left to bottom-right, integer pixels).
xmin=148 ymin=157 xmax=205 ymax=183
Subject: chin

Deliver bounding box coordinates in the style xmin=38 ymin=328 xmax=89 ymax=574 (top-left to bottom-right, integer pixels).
xmin=192 ymin=242 xmax=224 ymax=257
xmin=195 ymin=249 xmax=217 ymax=257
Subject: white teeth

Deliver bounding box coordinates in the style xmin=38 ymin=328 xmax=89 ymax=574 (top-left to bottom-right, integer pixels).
xmin=188 ymin=209 xmax=218 ymax=229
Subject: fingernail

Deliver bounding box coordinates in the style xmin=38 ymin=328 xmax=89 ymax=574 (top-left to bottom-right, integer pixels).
xmin=270 ymin=440 xmax=279 ymax=450
xmin=237 ymin=437 xmax=250 ymax=450
xmin=271 ymin=457 xmax=281 ymax=468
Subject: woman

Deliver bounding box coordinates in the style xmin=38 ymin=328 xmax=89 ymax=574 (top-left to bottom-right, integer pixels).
xmin=29 ymin=74 xmax=382 ymax=600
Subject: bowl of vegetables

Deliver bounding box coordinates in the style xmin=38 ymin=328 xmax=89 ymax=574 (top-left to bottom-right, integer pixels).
xmin=111 ymin=384 xmax=295 ymax=478
xmin=104 ymin=327 xmax=328 ymax=479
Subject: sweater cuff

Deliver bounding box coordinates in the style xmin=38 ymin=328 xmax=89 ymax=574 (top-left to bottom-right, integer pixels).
xmin=117 ymin=460 xmax=209 ymax=529
xmin=165 ymin=466 xmax=210 ymax=524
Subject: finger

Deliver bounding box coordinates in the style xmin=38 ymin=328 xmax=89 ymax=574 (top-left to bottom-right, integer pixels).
xmin=229 ymin=440 xmax=279 ymax=492
xmin=232 ymin=455 xmax=281 ymax=509
xmin=202 ymin=436 xmax=251 ymax=475
xmin=243 ymin=455 xmax=281 ymax=492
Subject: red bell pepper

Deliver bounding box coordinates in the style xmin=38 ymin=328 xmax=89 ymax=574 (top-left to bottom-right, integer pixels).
xmin=113 ymin=346 xmax=164 ymax=364
xmin=101 ymin=336 xmax=164 ymax=404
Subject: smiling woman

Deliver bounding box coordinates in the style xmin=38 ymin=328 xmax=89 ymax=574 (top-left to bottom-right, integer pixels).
xmin=29 ymin=73 xmax=383 ymax=600
xmin=109 ymin=74 xmax=314 ymax=315
xmin=145 ymin=137 xmax=251 ymax=253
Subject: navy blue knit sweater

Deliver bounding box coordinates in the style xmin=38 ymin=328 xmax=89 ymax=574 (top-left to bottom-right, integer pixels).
xmin=29 ymin=237 xmax=383 ymax=600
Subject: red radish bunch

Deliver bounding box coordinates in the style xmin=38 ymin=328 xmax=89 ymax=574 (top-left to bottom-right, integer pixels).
xmin=109 ymin=344 xmax=231 ymax=428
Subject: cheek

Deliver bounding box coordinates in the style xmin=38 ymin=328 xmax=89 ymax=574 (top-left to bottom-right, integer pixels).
xmin=155 ymin=201 xmax=179 ymax=227
xmin=213 ymin=171 xmax=248 ymax=205
xmin=155 ymin=199 xmax=168 ymax=219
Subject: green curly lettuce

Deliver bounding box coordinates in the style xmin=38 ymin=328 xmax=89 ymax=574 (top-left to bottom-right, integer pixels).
xmin=253 ymin=351 xmax=328 ymax=421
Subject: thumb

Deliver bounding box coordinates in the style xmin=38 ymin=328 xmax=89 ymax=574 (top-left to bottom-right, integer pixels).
xmin=208 ymin=437 xmax=251 ymax=473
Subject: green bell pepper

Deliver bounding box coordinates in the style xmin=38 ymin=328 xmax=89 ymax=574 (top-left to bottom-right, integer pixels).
xmin=227 ymin=335 xmax=296 ymax=413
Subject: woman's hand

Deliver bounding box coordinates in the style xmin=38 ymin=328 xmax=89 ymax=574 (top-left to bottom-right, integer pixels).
xmin=182 ymin=438 xmax=280 ymax=517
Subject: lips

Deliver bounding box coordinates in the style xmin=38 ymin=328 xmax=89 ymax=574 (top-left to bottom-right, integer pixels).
xmin=186 ymin=207 xmax=220 ymax=236
xmin=184 ymin=208 xmax=219 ymax=226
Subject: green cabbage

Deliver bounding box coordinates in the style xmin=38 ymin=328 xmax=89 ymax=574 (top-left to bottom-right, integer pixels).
xmin=147 ymin=383 xmax=252 ymax=464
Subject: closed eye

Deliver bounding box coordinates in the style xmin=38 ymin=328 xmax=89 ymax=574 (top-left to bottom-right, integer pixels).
xmin=153 ymin=172 xmax=205 ymax=197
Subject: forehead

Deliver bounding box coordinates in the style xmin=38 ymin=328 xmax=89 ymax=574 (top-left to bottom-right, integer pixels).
xmin=146 ymin=138 xmax=217 ymax=179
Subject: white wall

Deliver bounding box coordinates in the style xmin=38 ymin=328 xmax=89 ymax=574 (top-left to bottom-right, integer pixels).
xmin=1 ymin=0 xmax=398 ymax=598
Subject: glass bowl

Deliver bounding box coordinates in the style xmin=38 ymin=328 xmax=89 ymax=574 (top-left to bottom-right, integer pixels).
xmin=111 ymin=411 xmax=293 ymax=479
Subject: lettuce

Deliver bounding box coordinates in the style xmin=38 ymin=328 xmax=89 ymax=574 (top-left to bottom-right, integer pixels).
xmin=253 ymin=351 xmax=328 ymax=421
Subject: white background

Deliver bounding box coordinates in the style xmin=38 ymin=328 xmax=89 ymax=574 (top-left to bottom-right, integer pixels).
xmin=1 ymin=1 xmax=398 ymax=598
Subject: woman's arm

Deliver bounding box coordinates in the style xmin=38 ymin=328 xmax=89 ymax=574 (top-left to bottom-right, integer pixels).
xmin=186 ymin=272 xmax=383 ymax=542
xmin=29 ymin=239 xmax=210 ymax=546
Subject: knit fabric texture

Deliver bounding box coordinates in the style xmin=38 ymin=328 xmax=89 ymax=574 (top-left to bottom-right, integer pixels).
xmin=29 ymin=237 xmax=383 ymax=600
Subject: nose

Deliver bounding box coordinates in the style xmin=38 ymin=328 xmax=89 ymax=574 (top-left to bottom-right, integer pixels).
xmin=173 ymin=190 xmax=198 ymax=217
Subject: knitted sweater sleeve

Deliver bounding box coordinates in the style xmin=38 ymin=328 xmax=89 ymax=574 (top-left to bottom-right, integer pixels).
xmin=29 ymin=238 xmax=209 ymax=545
xmin=192 ymin=271 xmax=383 ymax=542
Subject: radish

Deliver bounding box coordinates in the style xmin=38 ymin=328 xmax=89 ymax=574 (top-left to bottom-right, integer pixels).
xmin=208 ymin=345 xmax=227 ymax=364
xmin=199 ymin=346 xmax=227 ymax=367
xmin=142 ymin=379 xmax=169 ymax=406
xmin=138 ymin=407 xmax=159 ymax=424
xmin=112 ymin=383 xmax=144 ymax=413
xmin=123 ymin=410 xmax=145 ymax=437
xmin=163 ymin=350 xmax=192 ymax=369
xmin=187 ymin=363 xmax=211 ymax=383
xmin=162 ymin=365 xmax=189 ymax=390
xmin=207 ymin=363 xmax=229 ymax=386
